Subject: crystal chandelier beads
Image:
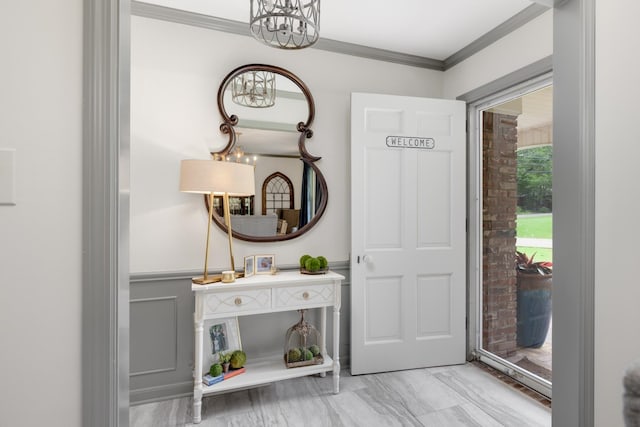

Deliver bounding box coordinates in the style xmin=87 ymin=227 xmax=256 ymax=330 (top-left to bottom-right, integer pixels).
xmin=250 ymin=0 xmax=320 ymax=49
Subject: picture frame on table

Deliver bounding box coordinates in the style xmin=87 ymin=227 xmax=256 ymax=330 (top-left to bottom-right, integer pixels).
xmin=204 ymin=317 xmax=242 ymax=368
xmin=255 ymin=254 xmax=276 ymax=274
xmin=244 ymin=255 xmax=255 ymax=277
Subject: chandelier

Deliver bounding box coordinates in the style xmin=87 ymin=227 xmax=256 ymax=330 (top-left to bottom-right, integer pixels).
xmin=222 ymin=133 xmax=258 ymax=165
xmin=250 ymin=0 xmax=320 ymax=49
xmin=231 ymin=70 xmax=276 ymax=108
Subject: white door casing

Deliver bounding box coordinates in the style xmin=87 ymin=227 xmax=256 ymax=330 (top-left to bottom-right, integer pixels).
xmin=350 ymin=93 xmax=466 ymax=375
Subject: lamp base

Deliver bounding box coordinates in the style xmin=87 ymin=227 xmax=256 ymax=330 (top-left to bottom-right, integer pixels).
xmin=192 ymin=271 xmax=244 ymax=285
xmin=192 ymin=275 xmax=223 ymax=285
xmin=221 ymin=271 xmax=246 ymax=282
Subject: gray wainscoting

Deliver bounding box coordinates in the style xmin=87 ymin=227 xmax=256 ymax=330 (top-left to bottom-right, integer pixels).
xmin=130 ymin=262 xmax=351 ymax=405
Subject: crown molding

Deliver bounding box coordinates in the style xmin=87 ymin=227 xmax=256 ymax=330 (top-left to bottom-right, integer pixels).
xmin=131 ymin=1 xmax=445 ymax=70
xmin=314 ymin=38 xmax=444 ymax=70
xmin=443 ymin=3 xmax=549 ymax=70
xmin=132 ymin=1 xmax=248 ymax=36
xmin=131 ymin=1 xmax=549 ymax=72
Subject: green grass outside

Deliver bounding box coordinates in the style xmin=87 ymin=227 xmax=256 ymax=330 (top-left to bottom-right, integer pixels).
xmin=516 ymin=214 xmax=552 ymax=239
xmin=516 ymin=213 xmax=552 ymax=262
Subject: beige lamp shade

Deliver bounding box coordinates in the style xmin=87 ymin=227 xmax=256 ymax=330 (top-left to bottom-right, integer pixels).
xmin=179 ymin=159 xmax=255 ymax=196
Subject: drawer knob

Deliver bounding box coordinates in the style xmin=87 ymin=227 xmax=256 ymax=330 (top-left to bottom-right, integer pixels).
xmin=234 ymin=297 xmax=242 ymax=306
xmin=302 ymin=292 xmax=309 ymax=300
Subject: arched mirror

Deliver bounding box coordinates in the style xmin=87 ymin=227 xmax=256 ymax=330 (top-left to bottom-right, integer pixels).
xmin=208 ymin=64 xmax=328 ymax=242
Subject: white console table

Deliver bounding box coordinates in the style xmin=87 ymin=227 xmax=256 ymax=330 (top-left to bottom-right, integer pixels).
xmin=192 ymin=270 xmax=344 ymax=424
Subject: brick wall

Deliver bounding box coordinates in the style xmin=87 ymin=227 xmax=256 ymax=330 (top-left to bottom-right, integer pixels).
xmin=482 ymin=111 xmax=518 ymax=357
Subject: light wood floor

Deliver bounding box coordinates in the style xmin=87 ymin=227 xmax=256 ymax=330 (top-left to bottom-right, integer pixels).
xmin=130 ymin=363 xmax=551 ymax=426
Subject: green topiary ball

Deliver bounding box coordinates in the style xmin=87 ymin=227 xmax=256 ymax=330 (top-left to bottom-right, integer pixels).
xmin=287 ymin=348 xmax=302 ymax=362
xmin=317 ymin=256 xmax=328 ymax=269
xmin=299 ymin=254 xmax=312 ymax=268
xmin=305 ymin=257 xmax=321 ymax=272
xmin=230 ymin=350 xmax=246 ymax=369
xmin=303 ymin=349 xmax=313 ymax=361
xmin=209 ymin=363 xmax=222 ymax=377
xmin=309 ymin=344 xmax=321 ymax=356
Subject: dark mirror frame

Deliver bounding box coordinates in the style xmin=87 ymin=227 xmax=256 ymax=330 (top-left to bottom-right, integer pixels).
xmin=208 ymin=64 xmax=328 ymax=242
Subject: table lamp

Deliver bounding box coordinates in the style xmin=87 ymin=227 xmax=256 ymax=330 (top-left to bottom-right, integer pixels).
xmin=180 ymin=159 xmax=255 ymax=284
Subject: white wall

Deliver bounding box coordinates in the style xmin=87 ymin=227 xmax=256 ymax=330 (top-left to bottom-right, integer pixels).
xmin=595 ymin=1 xmax=640 ymax=424
xmin=130 ymin=16 xmax=443 ymax=273
xmin=443 ymin=10 xmax=553 ymax=99
xmin=0 ymin=2 xmax=82 ymax=427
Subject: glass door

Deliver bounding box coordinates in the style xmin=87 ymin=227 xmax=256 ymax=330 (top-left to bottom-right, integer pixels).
xmin=470 ymin=78 xmax=553 ymax=398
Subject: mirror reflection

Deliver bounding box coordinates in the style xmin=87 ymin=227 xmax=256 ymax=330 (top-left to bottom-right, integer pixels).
xmin=210 ymin=64 xmax=327 ymax=242
xmin=212 ymin=162 xmax=324 ymax=237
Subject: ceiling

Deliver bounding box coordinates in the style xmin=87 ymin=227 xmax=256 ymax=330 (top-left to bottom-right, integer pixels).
xmin=138 ymin=0 xmax=540 ymax=60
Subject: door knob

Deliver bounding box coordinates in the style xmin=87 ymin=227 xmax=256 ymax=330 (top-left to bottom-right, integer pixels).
xmin=362 ymin=255 xmax=373 ymax=263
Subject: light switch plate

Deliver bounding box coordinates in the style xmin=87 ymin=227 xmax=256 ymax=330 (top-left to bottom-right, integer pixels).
xmin=0 ymin=148 xmax=16 ymax=205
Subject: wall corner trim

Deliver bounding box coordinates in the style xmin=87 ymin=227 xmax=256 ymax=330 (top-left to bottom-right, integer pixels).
xmin=551 ymin=0 xmax=595 ymax=424
xmin=83 ymin=0 xmax=131 ymax=425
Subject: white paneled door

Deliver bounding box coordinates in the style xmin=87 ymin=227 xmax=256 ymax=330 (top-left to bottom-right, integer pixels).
xmin=350 ymin=93 xmax=466 ymax=375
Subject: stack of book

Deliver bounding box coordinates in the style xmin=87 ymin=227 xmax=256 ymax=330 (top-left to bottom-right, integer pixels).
xmin=202 ymin=367 xmax=246 ymax=386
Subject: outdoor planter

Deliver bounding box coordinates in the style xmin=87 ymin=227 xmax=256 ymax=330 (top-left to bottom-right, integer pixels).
xmin=516 ymin=272 xmax=552 ymax=348
xmin=515 ymin=251 xmax=553 ymax=348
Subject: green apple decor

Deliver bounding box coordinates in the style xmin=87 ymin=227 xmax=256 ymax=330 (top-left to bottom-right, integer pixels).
xmin=229 ymin=350 xmax=246 ymax=369
xmin=305 ymin=257 xmax=321 ymax=272
xmin=209 ymin=363 xmax=222 ymax=377
xmin=287 ymin=348 xmax=302 ymax=362
xmin=299 ymin=254 xmax=328 ymax=274
xmin=309 ymin=344 xmax=320 ymax=356
xmin=317 ymin=256 xmax=328 ymax=269
xmin=299 ymin=254 xmax=312 ymax=268
xmin=303 ymin=349 xmax=313 ymax=361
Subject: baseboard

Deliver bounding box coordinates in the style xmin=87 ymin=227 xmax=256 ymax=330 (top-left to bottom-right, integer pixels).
xmin=130 ymin=381 xmax=193 ymax=406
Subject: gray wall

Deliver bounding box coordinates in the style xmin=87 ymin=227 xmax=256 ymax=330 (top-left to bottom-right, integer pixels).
xmin=130 ymin=262 xmax=350 ymax=404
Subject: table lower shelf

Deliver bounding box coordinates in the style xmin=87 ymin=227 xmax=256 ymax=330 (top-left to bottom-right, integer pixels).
xmin=200 ymin=355 xmax=336 ymax=395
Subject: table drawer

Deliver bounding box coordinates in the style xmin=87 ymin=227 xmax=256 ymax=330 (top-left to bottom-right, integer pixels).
xmin=203 ymin=289 xmax=271 ymax=315
xmin=274 ymin=283 xmax=335 ymax=308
